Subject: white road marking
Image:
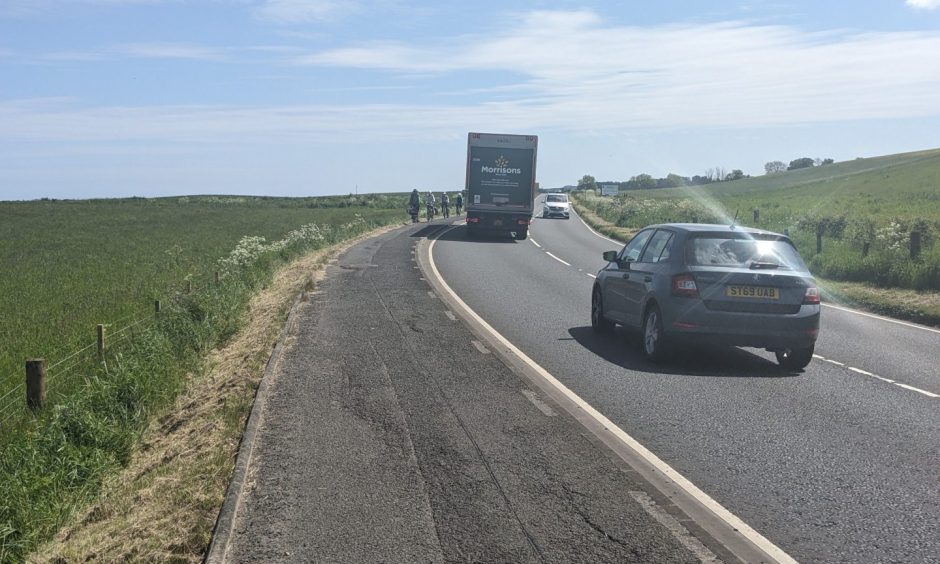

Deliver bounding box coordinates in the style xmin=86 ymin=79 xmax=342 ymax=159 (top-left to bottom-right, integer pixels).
xmin=427 ymin=291 xmax=437 ymax=299
xmin=629 ymin=491 xmax=721 ymax=564
xmin=545 ymin=252 xmax=572 ymax=266
xmin=895 ymin=383 xmax=940 ymax=398
xmin=825 ymin=359 xmax=845 ymax=366
xmin=444 ymin=310 xmax=456 ymax=321
xmin=530 ymin=238 xmax=542 ymax=248
xmin=521 ymin=389 xmax=558 ymax=417
xmin=848 ymin=367 xmax=873 ymax=376
xmin=426 ymin=231 xmax=796 ymax=564
xmin=586 ymin=273 xmax=597 ymax=279
xmin=575 ymin=210 xmax=623 ymax=246
xmin=470 ymin=340 xmax=490 ymax=354
xmin=822 ymin=302 xmax=940 ymax=334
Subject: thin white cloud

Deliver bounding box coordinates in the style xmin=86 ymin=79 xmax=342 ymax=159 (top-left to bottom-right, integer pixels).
xmin=906 ymin=0 xmax=940 ymax=9
xmin=255 ymin=0 xmax=360 ymax=24
xmin=0 ymin=0 xmax=170 ymax=17
xmin=4 ymin=10 xmax=940 ymax=146
xmin=116 ymin=42 xmax=226 ymax=60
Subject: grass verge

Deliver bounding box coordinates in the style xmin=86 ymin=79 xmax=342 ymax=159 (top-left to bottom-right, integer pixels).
xmin=27 ymin=223 xmax=404 ymax=562
xmin=570 ymin=195 xmax=940 ymax=328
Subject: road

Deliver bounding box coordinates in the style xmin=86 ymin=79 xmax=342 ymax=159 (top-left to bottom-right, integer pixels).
xmin=431 ymin=196 xmax=940 ymax=563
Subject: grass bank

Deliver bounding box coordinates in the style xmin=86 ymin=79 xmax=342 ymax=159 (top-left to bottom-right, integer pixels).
xmin=0 ymin=194 xmax=408 ymax=562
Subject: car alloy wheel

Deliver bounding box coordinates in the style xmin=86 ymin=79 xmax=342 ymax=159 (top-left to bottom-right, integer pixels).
xmin=591 ymin=288 xmax=614 ymax=334
xmin=643 ymin=305 xmax=667 ymax=362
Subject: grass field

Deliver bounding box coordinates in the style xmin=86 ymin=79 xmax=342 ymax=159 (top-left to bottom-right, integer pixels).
xmin=0 ymin=193 xmax=407 ymax=561
xmin=575 ymin=148 xmax=940 ymax=291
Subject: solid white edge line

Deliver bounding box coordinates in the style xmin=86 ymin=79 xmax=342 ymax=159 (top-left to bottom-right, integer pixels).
xmin=848 ymin=367 xmax=873 ymax=376
xmin=586 ymin=273 xmax=597 ymax=279
xmin=822 ymin=302 xmax=940 ymax=334
xmin=530 ymin=238 xmax=542 ymax=248
xmin=427 ymin=231 xmax=796 ymax=564
xmin=545 ymin=251 xmax=572 ymax=267
xmin=894 ymin=383 xmax=940 ymax=398
xmin=575 ymin=209 xmax=623 ymax=246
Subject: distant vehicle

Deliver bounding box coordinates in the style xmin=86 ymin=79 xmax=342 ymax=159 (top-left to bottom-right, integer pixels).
xmin=590 ymin=223 xmax=820 ymax=369
xmin=542 ymin=193 xmax=570 ymax=219
xmin=465 ymin=132 xmax=538 ymax=240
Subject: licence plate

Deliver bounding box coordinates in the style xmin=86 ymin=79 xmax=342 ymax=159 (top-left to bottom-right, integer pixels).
xmin=726 ymin=285 xmax=779 ymax=299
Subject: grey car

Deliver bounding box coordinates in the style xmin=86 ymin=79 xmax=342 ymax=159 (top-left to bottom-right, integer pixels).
xmin=590 ymin=224 xmax=820 ymax=369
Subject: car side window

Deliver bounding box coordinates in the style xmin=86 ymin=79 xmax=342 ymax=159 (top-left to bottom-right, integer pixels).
xmin=619 ymin=229 xmax=653 ymax=263
xmin=639 ymin=230 xmax=674 ymax=263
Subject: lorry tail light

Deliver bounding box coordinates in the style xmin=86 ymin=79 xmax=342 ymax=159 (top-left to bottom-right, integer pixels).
xmin=803 ymin=286 xmax=820 ymax=305
xmin=671 ymin=273 xmax=699 ymax=298
xmin=466 ymin=217 xmax=480 ymax=223
xmin=517 ymin=219 xmax=531 ymax=225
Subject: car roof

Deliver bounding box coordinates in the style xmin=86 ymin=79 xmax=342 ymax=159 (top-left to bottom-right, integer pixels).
xmin=642 ymin=223 xmax=787 ymax=238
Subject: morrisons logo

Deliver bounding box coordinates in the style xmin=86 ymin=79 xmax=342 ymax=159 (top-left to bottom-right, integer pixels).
xmin=482 ymin=155 xmax=521 ymax=175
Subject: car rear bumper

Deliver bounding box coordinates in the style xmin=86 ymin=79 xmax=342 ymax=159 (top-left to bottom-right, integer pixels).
xmin=662 ymin=302 xmax=820 ymax=349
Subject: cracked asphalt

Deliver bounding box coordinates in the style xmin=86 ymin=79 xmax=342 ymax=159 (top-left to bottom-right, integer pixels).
xmin=224 ymin=222 xmax=704 ymax=563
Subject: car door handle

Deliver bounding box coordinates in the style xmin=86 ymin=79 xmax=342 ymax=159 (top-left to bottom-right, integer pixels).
xmin=644 ymin=276 xmax=653 ymax=282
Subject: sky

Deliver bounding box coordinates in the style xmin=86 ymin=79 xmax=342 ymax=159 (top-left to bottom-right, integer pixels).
xmin=2 ymin=0 xmax=940 ymax=200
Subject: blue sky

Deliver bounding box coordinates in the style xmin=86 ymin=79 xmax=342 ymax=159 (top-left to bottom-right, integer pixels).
xmin=2 ymin=0 xmax=940 ymax=200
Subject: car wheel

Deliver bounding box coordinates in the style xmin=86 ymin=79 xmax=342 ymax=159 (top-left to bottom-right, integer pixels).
xmin=642 ymin=304 xmax=669 ymax=362
xmin=591 ymin=287 xmax=614 ymax=334
xmin=775 ymin=345 xmax=814 ymax=370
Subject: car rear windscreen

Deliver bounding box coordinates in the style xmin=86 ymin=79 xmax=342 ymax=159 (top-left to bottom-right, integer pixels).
xmin=685 ymin=235 xmax=808 ymax=271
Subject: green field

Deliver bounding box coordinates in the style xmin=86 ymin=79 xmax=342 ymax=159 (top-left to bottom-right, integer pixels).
xmin=0 ymin=193 xmax=407 ymax=561
xmin=575 ymin=148 xmax=940 ymax=290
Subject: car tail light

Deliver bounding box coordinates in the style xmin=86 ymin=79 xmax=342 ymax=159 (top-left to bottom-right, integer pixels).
xmin=672 ymin=273 xmax=699 ymax=298
xmin=803 ymin=286 xmax=820 ymax=305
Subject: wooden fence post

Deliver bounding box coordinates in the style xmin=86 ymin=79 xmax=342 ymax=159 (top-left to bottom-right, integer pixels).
xmin=186 ymin=279 xmax=193 ymax=293
xmin=816 ymin=226 xmax=824 ymax=254
xmin=862 ymin=242 xmax=870 ymax=258
xmin=214 ymin=271 xmax=220 ymax=285
xmin=911 ymin=231 xmax=921 ymax=259
xmin=753 ymin=209 xmax=760 ymax=224
xmin=97 ymin=324 xmax=105 ymax=360
xmin=26 ymin=359 xmax=46 ymax=411
xmin=155 ymin=299 xmax=161 ymax=314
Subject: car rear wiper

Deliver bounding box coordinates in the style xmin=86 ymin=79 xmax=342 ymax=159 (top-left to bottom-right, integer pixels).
xmin=749 ymin=261 xmax=781 ymax=270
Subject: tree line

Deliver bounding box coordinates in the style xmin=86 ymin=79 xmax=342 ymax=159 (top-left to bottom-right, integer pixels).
xmin=575 ymin=155 xmax=835 ymax=193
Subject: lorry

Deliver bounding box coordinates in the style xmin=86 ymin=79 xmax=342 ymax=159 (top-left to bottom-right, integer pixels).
xmin=465 ymin=132 xmax=538 ymax=240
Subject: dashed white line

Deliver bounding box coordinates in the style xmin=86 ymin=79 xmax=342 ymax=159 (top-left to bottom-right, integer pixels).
xmin=819 ymin=358 xmax=938 ymax=398
xmin=530 ymin=238 xmax=542 ymax=248
xmin=545 ymin=252 xmax=572 ymax=266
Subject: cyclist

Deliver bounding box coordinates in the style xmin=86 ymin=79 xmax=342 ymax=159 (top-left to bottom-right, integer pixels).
xmin=454 ymin=192 xmax=464 ymax=215
xmin=441 ymin=192 xmax=450 ymax=218
xmin=425 ymin=191 xmax=436 ymax=221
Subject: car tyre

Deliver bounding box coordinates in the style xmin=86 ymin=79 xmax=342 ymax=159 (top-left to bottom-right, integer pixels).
xmin=591 ymin=287 xmax=614 ymax=334
xmin=775 ymin=345 xmax=814 ymax=370
xmin=642 ymin=304 xmax=669 ymax=363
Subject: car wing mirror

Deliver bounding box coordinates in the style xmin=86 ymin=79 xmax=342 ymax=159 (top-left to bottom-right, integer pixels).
xmin=602 ymin=250 xmax=618 ymax=262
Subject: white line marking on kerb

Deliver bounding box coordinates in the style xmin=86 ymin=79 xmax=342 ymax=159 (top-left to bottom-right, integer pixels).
xmin=427 ymin=231 xmax=796 ymax=564
xmin=629 ymin=491 xmax=720 ymax=563
xmin=822 ymin=303 xmax=940 ymax=334
xmin=530 ymin=238 xmax=542 ymax=248
xmin=545 ymin=252 xmax=572 ymax=266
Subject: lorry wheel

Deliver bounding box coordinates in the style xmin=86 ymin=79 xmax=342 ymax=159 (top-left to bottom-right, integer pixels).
xmin=514 ymin=229 xmax=528 ymax=240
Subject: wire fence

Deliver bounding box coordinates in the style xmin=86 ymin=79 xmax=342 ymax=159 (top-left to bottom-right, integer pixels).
xmin=0 ymin=311 xmax=159 ymax=430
